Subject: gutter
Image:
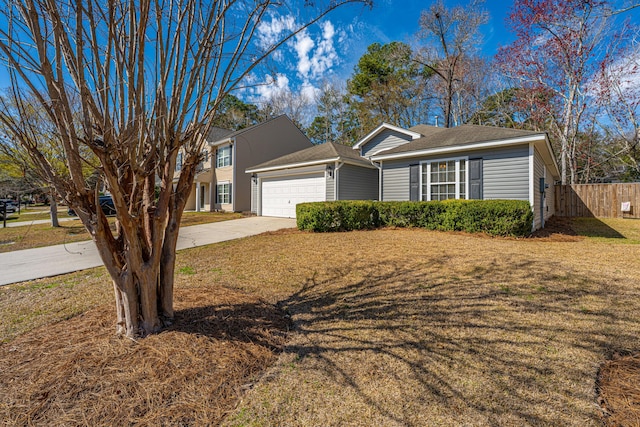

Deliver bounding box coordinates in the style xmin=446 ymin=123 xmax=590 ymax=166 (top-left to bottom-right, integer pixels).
xmin=247 ymin=158 xmax=341 ymax=174
xmin=246 ymin=157 xmax=376 ymax=174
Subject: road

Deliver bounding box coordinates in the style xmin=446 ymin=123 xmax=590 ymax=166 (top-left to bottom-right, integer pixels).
xmin=0 ymin=216 xmax=296 ymax=286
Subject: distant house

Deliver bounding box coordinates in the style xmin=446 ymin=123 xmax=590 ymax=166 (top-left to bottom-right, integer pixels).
xmin=246 ymin=122 xmax=560 ymax=230
xmin=180 ymin=115 xmax=313 ymax=213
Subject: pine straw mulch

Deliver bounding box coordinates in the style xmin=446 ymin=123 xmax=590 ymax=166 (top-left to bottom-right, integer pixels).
xmin=598 ymin=353 xmax=640 ymax=427
xmin=536 ymin=216 xmax=640 ymax=427
xmin=0 ymin=286 xmax=290 ymax=426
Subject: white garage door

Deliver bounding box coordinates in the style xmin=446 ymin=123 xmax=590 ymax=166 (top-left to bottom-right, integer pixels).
xmin=261 ymin=173 xmax=326 ymax=218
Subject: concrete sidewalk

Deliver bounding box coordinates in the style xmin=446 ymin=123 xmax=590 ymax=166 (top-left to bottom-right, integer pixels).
xmin=0 ymin=216 xmax=296 ymax=286
xmin=2 ymin=217 xmax=76 ymax=228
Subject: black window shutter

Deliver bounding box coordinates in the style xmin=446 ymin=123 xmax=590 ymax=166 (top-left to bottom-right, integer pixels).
xmin=469 ymin=158 xmax=483 ymax=199
xmin=409 ymin=164 xmax=419 ymax=201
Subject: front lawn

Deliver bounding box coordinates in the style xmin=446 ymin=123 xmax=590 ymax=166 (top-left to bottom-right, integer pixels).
xmin=1 ymin=217 xmax=639 ymax=426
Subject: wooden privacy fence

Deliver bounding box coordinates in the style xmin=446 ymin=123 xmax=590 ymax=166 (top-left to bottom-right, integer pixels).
xmin=555 ymin=183 xmax=640 ymax=218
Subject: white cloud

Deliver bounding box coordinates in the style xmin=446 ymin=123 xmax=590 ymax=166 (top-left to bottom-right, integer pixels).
xmin=290 ymin=21 xmax=339 ymax=81
xmin=256 ymin=14 xmax=296 ymax=50
xmin=300 ymin=80 xmax=320 ymax=101
xmin=251 ymin=73 xmax=291 ymax=104
xmin=245 ymin=16 xmax=359 ymax=123
xmin=307 ymin=21 xmax=338 ymax=79
xmin=294 ymin=30 xmax=315 ymax=76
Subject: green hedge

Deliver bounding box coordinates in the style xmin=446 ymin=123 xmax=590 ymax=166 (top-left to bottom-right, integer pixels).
xmin=296 ymin=199 xmax=533 ymax=237
xmin=296 ymin=200 xmax=379 ymax=232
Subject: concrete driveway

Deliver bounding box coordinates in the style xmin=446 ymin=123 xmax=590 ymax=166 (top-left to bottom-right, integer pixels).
xmin=0 ymin=216 xmax=296 ymax=286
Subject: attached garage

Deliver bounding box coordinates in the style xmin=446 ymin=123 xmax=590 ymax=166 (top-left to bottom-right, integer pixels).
xmin=261 ymin=173 xmax=326 ymax=218
xmin=246 ymin=142 xmax=379 ymax=219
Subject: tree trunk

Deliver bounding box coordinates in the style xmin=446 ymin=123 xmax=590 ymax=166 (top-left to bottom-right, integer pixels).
xmin=49 ymin=188 xmax=59 ymax=227
xmin=106 ymin=258 xmax=162 ymax=337
xmin=159 ymin=218 xmax=179 ymax=321
xmin=91 ymin=206 xmax=164 ymax=338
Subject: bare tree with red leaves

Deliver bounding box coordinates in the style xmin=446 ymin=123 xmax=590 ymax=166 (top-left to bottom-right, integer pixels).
xmin=497 ymin=0 xmax=610 ymax=184
xmin=595 ymin=29 xmax=640 ymax=180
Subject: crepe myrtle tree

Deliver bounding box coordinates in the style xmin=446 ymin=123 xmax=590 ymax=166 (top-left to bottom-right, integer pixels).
xmin=0 ymin=0 xmax=371 ymax=338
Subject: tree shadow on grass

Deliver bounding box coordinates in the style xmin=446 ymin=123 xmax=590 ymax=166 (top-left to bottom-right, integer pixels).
xmin=270 ymin=256 xmax=638 ymax=426
xmin=167 ymin=299 xmax=291 ymax=351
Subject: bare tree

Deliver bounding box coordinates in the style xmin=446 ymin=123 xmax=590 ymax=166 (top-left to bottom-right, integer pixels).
xmin=0 ymin=90 xmax=97 ymax=226
xmin=259 ymin=85 xmax=314 ymax=129
xmin=415 ymin=0 xmax=488 ymax=128
xmin=595 ymin=29 xmax=640 ymax=180
xmin=496 ymin=0 xmax=611 ymax=184
xmin=0 ymin=0 xmax=370 ymax=338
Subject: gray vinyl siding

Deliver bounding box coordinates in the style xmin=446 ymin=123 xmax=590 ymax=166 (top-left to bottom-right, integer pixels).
xmin=381 ymin=144 xmax=530 ymax=202
xmin=482 ymin=145 xmax=530 ymax=201
xmin=533 ymin=147 xmax=544 ymax=229
xmin=337 ymin=164 xmax=379 ymax=200
xmin=532 ymin=147 xmax=555 ymax=229
xmin=381 ymin=160 xmax=412 ymax=201
xmin=326 ymin=170 xmax=335 ymax=201
xmin=360 ymin=130 xmax=413 ymax=158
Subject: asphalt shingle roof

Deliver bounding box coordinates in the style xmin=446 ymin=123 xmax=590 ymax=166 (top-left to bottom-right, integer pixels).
xmin=378 ymin=124 xmax=545 ymax=157
xmin=206 ymin=126 xmax=234 ymax=142
xmin=247 ymin=141 xmax=371 ymax=171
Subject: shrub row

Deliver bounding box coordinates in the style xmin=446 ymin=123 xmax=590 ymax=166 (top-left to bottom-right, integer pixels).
xmin=296 ymin=199 xmax=533 ymax=237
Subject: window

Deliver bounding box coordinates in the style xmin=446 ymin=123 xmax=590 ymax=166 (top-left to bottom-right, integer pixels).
xmin=176 ymin=152 xmax=183 ymax=171
xmin=421 ymin=158 xmax=467 ymax=201
xmin=216 ymin=145 xmax=232 ymax=168
xmin=197 ymin=149 xmax=209 ymax=170
xmin=216 ymin=183 xmax=231 ymax=204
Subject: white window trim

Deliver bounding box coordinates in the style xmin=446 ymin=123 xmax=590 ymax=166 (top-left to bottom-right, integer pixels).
xmin=419 ymin=156 xmax=469 ymax=201
xmin=216 ymin=145 xmax=232 ymax=168
xmin=216 ymin=181 xmax=231 ymax=204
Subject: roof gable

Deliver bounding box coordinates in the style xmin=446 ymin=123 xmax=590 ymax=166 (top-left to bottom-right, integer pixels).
xmin=208 ymin=115 xmax=303 ymax=146
xmin=352 ymin=123 xmax=422 ymax=151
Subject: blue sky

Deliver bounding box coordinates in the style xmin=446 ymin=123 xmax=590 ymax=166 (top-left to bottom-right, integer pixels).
xmin=0 ymin=1 xmax=514 ymax=106
xmin=4 ymin=1 xmax=633 ymax=114
xmin=241 ymin=0 xmax=516 ymax=107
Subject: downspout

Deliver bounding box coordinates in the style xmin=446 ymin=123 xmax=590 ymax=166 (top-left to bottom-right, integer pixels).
xmin=528 ymin=143 xmax=536 ymax=232
xmin=231 ymin=137 xmax=237 ymax=212
xmin=209 ymin=145 xmax=214 ymax=212
xmin=334 ymin=161 xmax=344 ymax=200
xmin=369 ymin=159 xmax=382 ymax=201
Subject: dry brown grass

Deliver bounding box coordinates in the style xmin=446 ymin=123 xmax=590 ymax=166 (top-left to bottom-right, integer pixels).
xmin=0 ymin=211 xmax=242 ymax=253
xmin=1 ymin=216 xmax=639 ymax=426
xmin=0 ymin=287 xmax=289 ymax=426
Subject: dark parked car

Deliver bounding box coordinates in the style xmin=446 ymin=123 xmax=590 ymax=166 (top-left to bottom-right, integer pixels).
xmin=0 ymin=200 xmax=16 ymax=219
xmin=68 ymin=195 xmax=116 ymax=216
